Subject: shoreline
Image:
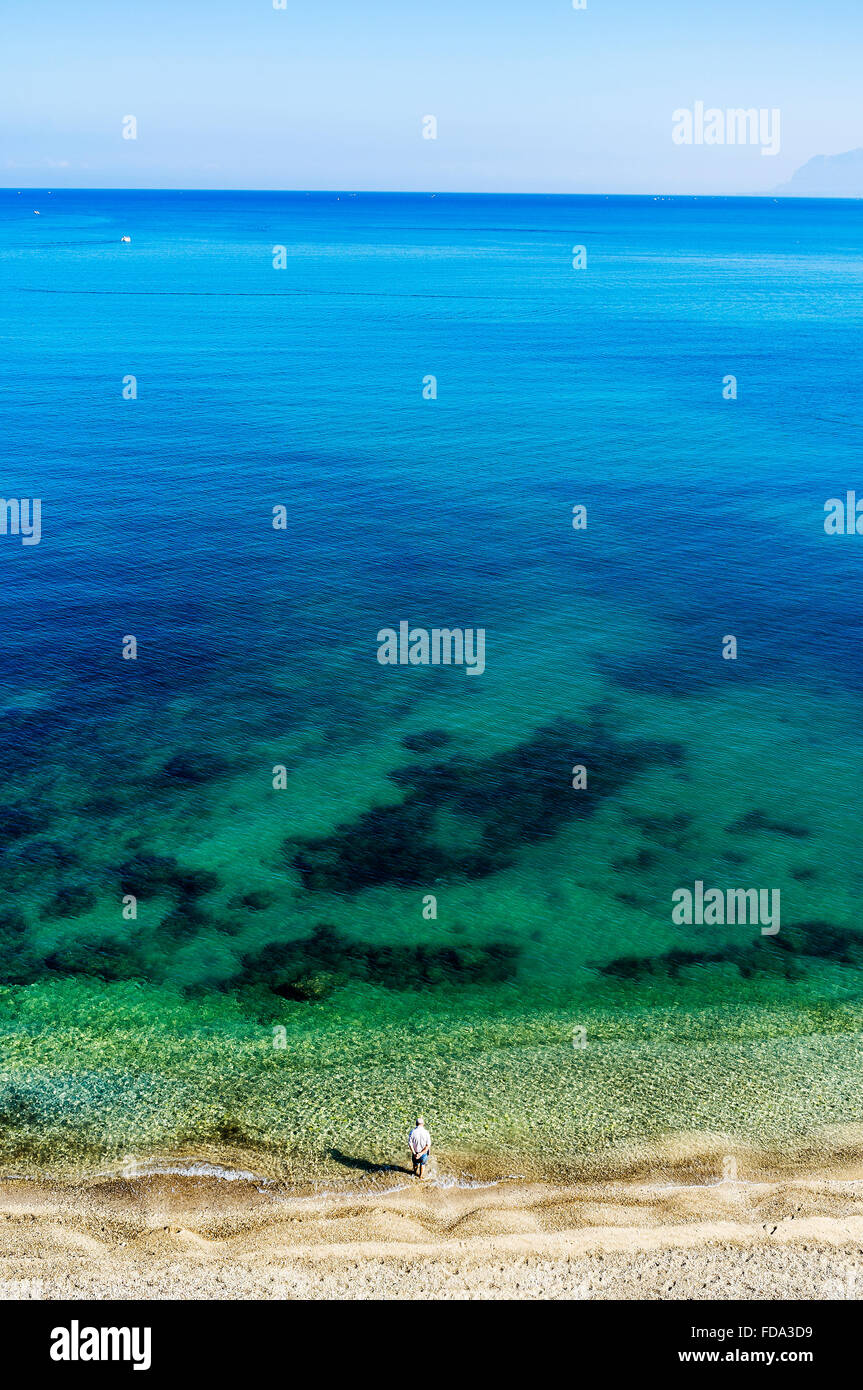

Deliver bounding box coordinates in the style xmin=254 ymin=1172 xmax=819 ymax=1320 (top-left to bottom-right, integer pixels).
xmin=7 ymin=1118 xmax=863 ymax=1190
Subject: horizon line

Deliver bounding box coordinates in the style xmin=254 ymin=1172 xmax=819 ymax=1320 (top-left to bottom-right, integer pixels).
xmin=2 ymin=186 xmax=859 ymax=201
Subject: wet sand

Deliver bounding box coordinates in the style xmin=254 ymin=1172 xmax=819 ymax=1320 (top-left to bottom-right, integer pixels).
xmin=1 ymin=1162 xmax=862 ymax=1300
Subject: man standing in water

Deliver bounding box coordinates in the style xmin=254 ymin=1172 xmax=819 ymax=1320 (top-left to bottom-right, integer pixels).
xmin=408 ymin=1115 xmax=431 ymax=1178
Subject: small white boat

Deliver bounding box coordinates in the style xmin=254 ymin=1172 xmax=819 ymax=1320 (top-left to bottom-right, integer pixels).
xmin=121 ymin=235 xmax=131 ymax=243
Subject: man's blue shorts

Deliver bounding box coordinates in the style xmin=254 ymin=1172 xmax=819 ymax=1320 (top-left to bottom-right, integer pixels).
xmin=414 ymin=1152 xmax=429 ymax=1165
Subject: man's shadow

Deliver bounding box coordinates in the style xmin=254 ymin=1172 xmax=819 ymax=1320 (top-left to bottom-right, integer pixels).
xmin=329 ymin=1147 xmax=413 ymax=1176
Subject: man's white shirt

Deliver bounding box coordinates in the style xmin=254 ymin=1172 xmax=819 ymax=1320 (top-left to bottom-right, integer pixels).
xmin=409 ymin=1125 xmax=431 ymax=1154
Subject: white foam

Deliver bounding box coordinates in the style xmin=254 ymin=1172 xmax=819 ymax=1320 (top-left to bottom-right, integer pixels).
xmin=92 ymin=1159 xmax=273 ymax=1184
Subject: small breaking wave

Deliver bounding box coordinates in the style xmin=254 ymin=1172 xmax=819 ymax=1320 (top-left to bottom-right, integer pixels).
xmin=93 ymin=1158 xmax=274 ymax=1184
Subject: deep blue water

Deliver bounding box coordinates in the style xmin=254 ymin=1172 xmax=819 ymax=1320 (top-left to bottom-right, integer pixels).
xmin=0 ymin=190 xmax=861 ymax=1003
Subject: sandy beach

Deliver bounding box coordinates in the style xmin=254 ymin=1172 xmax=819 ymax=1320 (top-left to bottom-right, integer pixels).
xmin=2 ymin=1162 xmax=862 ymax=1300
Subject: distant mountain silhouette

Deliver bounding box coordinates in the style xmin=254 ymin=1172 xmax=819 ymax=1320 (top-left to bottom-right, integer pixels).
xmin=775 ymin=148 xmax=863 ymax=197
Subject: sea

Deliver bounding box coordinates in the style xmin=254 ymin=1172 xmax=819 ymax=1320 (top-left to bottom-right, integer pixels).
xmin=0 ymin=190 xmax=861 ymax=1176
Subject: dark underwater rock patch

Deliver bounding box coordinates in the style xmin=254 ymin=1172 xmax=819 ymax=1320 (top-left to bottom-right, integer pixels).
xmin=41 ymin=935 xmax=148 ymax=983
xmin=211 ymin=1116 xmax=252 ymax=1146
xmin=614 ymin=890 xmax=654 ymax=909
xmin=118 ymin=854 xmax=220 ymax=902
xmin=0 ymin=908 xmax=39 ymax=984
xmin=6 ymin=873 xmax=517 ymax=1001
xmin=10 ymin=838 xmax=77 ymax=869
xmin=42 ymin=884 xmax=98 ymax=919
xmin=228 ymin=890 xmax=276 ymax=912
xmin=155 ymin=751 xmax=230 ymax=787
xmin=783 ymin=920 xmax=863 ymax=964
xmin=169 ymin=866 xmax=220 ymax=898
xmin=117 ymin=854 xmax=179 ymax=899
xmin=599 ymin=919 xmax=863 ymax=984
xmin=613 ymin=848 xmax=660 ymax=872
xmin=600 ymin=944 xmax=801 ymax=982
xmin=232 ymin=922 xmax=519 ymax=997
xmin=621 ymin=809 xmax=693 ymax=853
xmin=156 ymin=900 xmax=212 ymax=940
xmin=289 ymin=719 xmax=686 ymax=895
xmin=726 ymin=808 xmax=811 ymax=839
xmin=401 ymin=729 xmax=453 ymax=753
xmin=601 ymin=947 xmax=735 ymax=981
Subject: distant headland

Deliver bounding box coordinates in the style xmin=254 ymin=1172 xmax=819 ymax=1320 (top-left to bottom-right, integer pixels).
xmin=775 ymin=147 xmax=863 ymax=197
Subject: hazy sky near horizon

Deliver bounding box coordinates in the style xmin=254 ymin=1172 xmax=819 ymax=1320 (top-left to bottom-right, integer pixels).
xmin=2 ymin=0 xmax=862 ymax=193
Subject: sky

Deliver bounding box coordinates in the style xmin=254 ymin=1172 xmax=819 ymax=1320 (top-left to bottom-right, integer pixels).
xmin=2 ymin=0 xmax=862 ymax=194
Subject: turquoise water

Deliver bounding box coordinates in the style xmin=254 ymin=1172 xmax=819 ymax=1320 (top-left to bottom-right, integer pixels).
xmin=1 ymin=190 xmax=862 ymax=1173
